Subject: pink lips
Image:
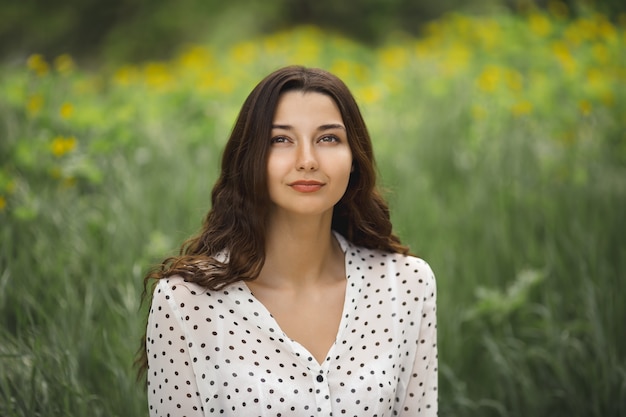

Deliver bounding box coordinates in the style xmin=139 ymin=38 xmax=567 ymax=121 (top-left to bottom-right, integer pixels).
xmin=289 ymin=180 xmax=325 ymax=193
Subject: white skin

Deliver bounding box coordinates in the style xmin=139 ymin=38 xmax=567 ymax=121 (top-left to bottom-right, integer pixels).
xmin=246 ymin=91 xmax=353 ymax=364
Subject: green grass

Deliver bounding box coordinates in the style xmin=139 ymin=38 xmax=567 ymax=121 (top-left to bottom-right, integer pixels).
xmin=1 ymin=9 xmax=625 ymax=417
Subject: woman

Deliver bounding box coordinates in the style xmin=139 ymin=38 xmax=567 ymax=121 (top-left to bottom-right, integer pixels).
xmin=139 ymin=66 xmax=437 ymax=416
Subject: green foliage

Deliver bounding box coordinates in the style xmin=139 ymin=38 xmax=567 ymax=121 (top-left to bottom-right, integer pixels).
xmin=3 ymin=0 xmax=625 ymax=64
xmin=1 ymin=6 xmax=625 ymax=417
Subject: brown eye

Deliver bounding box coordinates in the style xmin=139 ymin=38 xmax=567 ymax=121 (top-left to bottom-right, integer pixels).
xmin=319 ymin=135 xmax=339 ymax=143
xmin=270 ymin=136 xmax=290 ymax=144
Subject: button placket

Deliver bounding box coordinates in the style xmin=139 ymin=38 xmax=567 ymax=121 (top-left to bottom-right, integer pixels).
xmin=313 ymin=369 xmax=332 ymax=417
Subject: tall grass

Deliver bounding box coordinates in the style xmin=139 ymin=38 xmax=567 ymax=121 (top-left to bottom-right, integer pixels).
xmin=1 ymin=8 xmax=624 ymax=417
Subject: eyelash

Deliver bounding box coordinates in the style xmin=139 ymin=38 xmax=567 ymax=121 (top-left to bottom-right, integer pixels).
xmin=270 ymin=136 xmax=290 ymax=144
xmin=319 ymin=135 xmax=340 ymax=143
xmin=270 ymin=135 xmax=341 ymax=144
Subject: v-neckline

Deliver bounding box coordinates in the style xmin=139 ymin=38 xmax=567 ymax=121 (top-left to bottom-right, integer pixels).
xmin=238 ymin=231 xmax=354 ymax=366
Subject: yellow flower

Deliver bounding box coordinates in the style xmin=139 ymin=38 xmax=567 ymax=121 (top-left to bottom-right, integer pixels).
xmin=528 ymin=12 xmax=552 ymax=37
xmin=51 ymin=138 xmax=67 ymax=157
xmin=551 ymin=41 xmax=576 ymax=74
xmin=551 ymin=40 xmax=569 ymax=57
xmin=177 ymin=45 xmax=212 ymax=70
xmin=27 ymin=94 xmax=44 ymax=116
xmin=591 ymin=43 xmax=610 ymax=64
xmin=73 ymin=78 xmax=100 ymax=94
xmin=440 ymin=43 xmax=471 ymax=77
xmin=476 ymin=65 xmax=502 ymax=92
xmin=143 ymin=62 xmax=174 ymax=90
xmin=51 ymin=136 xmax=77 ymax=157
xmin=114 ymin=65 xmax=139 ymax=86
xmin=378 ymin=46 xmax=409 ymax=70
xmin=330 ymin=60 xmax=353 ymax=81
xmin=414 ymin=40 xmax=433 ymax=58
xmin=594 ymin=14 xmax=617 ymax=42
xmin=330 ymin=60 xmax=369 ymax=84
xmin=585 ymin=68 xmax=607 ymax=93
xmin=60 ymin=102 xmax=74 ymax=119
xmin=230 ymin=41 xmax=258 ymax=65
xmin=54 ymin=54 xmax=75 ymax=74
xmin=511 ymin=100 xmax=533 ymax=116
xmin=197 ymin=70 xmax=218 ymax=91
xmin=262 ymin=35 xmax=284 ymax=55
xmin=0 ymin=195 xmax=6 ymax=211
xmin=290 ymin=27 xmax=323 ymax=66
xmin=475 ymin=19 xmax=501 ymax=50
xmin=27 ymin=54 xmax=49 ymax=76
xmin=356 ymin=85 xmax=382 ymax=105
xmin=214 ymin=76 xmax=236 ymax=94
xmin=564 ymin=23 xmax=585 ymax=45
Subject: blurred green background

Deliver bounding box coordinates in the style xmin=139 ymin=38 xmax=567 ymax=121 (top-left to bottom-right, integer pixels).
xmin=1 ymin=0 xmax=625 ymax=416
xmin=2 ymin=0 xmax=625 ymax=63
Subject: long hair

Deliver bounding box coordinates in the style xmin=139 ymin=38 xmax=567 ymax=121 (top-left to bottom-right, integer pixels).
xmin=136 ymin=65 xmax=409 ymax=377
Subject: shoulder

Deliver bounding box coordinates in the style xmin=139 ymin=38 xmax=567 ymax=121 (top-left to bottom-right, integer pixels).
xmin=344 ymin=238 xmax=436 ymax=290
xmin=151 ymin=276 xmax=209 ymax=305
xmin=339 ymin=231 xmax=433 ymax=272
xmin=393 ymin=252 xmax=435 ymax=282
xmin=374 ymin=249 xmax=435 ymax=284
xmin=336 ymin=231 xmax=432 ymax=269
xmin=343 ymin=243 xmax=437 ymax=333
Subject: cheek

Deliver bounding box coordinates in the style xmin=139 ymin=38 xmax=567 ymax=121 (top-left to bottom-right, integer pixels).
xmin=339 ymin=152 xmax=354 ymax=179
xmin=266 ymin=153 xmax=290 ymax=180
xmin=340 ymin=161 xmax=352 ymax=180
xmin=333 ymin=153 xmax=354 ymax=191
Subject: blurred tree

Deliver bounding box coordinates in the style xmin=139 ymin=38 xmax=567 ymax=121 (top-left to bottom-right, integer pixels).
xmin=284 ymin=0 xmax=503 ymax=42
xmin=0 ymin=0 xmax=273 ymax=63
xmin=1 ymin=0 xmax=624 ymax=64
xmin=0 ymin=0 xmax=130 ymax=63
xmin=502 ymin=0 xmax=625 ymax=15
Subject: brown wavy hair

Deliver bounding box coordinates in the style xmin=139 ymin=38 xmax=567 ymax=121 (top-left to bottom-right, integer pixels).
xmin=136 ymin=65 xmax=409 ymax=377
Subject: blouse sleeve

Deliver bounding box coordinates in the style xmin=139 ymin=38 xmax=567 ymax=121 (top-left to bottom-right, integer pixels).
xmin=398 ymin=270 xmax=438 ymax=416
xmin=146 ymin=280 xmax=204 ymax=417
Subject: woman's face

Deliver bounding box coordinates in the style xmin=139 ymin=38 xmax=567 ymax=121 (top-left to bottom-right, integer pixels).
xmin=266 ymin=91 xmax=353 ymax=220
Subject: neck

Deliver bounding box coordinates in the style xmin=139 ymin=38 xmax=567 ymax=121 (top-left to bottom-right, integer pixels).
xmin=259 ymin=212 xmax=343 ymax=288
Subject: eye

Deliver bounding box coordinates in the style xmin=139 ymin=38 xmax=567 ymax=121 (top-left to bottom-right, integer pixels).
xmin=318 ymin=135 xmax=340 ymax=143
xmin=270 ymin=136 xmax=291 ymax=144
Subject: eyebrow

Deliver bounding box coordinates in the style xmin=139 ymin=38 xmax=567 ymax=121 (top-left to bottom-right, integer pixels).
xmin=271 ymin=123 xmax=346 ymax=131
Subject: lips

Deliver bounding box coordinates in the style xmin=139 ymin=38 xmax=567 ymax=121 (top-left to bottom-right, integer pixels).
xmin=288 ymin=180 xmax=325 ymax=193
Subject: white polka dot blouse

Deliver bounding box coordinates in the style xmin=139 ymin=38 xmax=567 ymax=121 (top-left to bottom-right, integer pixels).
xmin=146 ymin=232 xmax=437 ymax=416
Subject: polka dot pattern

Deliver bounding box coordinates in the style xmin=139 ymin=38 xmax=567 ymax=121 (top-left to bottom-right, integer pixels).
xmin=146 ymin=232 xmax=437 ymax=416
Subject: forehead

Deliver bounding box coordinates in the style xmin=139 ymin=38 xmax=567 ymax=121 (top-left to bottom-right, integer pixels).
xmin=273 ymin=91 xmax=342 ymax=122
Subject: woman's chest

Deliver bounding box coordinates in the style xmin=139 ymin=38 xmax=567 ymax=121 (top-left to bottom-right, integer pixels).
xmin=187 ymin=322 xmax=405 ymax=416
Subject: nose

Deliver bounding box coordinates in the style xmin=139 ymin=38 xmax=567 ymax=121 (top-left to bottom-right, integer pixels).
xmin=296 ymin=143 xmax=319 ymax=171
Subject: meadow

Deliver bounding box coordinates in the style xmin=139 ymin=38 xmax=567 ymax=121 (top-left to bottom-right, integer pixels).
xmin=1 ymin=6 xmax=625 ymax=417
